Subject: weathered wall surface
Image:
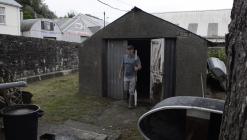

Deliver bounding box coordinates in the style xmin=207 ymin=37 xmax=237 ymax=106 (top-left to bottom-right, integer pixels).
xmin=176 ymin=36 xmax=208 ymax=97
xmin=0 ymin=34 xmax=80 ymax=79
xmin=79 ymin=32 xmax=103 ymax=96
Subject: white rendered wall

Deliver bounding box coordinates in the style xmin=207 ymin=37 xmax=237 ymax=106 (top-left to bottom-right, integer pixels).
xmin=0 ymin=4 xmax=21 ymax=35
xmin=27 ymin=19 xmax=62 ymax=40
xmin=61 ymin=19 xmax=92 ymax=43
xmin=153 ymin=9 xmax=231 ymax=37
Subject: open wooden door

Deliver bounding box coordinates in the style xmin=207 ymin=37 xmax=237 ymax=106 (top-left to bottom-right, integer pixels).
xmin=150 ymin=38 xmax=165 ymax=103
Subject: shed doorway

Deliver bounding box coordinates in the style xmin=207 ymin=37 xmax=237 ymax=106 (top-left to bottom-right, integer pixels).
xmin=106 ymin=39 xmax=176 ymax=103
xmin=128 ymin=39 xmax=151 ymax=102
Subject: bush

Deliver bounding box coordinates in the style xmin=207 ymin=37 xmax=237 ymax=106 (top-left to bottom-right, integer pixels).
xmin=208 ymin=48 xmax=226 ymax=63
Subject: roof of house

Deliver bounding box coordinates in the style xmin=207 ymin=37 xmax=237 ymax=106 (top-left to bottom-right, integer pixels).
xmin=55 ymin=14 xmax=107 ymax=32
xmin=54 ymin=17 xmax=77 ymax=31
xmin=0 ymin=0 xmax=22 ymax=7
xmin=83 ymin=14 xmax=106 ymax=27
xmin=88 ymin=26 xmax=102 ymax=34
xmin=21 ymin=19 xmax=40 ymax=32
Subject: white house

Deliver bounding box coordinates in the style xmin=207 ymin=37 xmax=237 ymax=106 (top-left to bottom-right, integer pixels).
xmin=55 ymin=14 xmax=106 ymax=43
xmin=21 ymin=14 xmax=106 ymax=43
xmin=153 ymin=9 xmax=231 ymax=44
xmin=21 ymin=19 xmax=62 ymax=40
xmin=0 ymin=0 xmax=22 ymax=36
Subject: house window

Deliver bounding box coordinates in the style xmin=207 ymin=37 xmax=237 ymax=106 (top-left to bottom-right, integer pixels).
xmin=188 ymin=23 xmax=198 ymax=33
xmin=207 ymin=23 xmax=218 ymax=37
xmin=41 ymin=21 xmax=54 ymax=31
xmin=43 ymin=37 xmax=56 ymax=40
xmin=0 ymin=7 xmax=6 ymax=24
xmin=80 ymin=36 xmax=88 ymax=42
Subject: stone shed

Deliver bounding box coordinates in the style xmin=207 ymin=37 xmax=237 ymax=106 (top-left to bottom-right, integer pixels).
xmin=79 ymin=7 xmax=212 ymax=103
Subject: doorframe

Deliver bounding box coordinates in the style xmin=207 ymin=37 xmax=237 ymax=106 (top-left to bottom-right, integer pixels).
xmin=102 ymin=39 xmax=108 ymax=97
xmin=162 ymin=38 xmax=177 ymax=99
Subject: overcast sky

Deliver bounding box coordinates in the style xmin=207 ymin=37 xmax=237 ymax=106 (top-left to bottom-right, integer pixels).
xmin=44 ymin=0 xmax=234 ymax=22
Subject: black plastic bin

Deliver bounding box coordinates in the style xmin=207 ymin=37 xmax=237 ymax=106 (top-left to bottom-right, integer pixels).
xmin=1 ymin=104 xmax=43 ymax=140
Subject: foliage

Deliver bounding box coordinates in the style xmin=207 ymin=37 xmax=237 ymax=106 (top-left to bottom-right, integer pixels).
xmin=208 ymin=48 xmax=226 ymax=63
xmin=64 ymin=11 xmax=76 ymax=18
xmin=16 ymin=0 xmax=57 ymax=19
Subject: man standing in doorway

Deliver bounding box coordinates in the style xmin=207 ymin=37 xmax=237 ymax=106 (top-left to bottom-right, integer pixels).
xmin=119 ymin=45 xmax=142 ymax=108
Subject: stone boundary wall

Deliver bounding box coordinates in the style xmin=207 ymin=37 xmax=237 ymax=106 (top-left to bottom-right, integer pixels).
xmin=0 ymin=34 xmax=81 ymax=80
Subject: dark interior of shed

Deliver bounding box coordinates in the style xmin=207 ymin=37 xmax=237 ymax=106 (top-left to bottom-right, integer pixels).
xmin=128 ymin=39 xmax=151 ymax=102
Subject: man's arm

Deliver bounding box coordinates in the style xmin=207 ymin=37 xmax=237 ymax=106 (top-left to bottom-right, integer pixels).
xmin=134 ymin=57 xmax=142 ymax=71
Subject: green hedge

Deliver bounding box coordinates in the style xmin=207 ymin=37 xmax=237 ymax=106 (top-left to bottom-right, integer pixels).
xmin=208 ymin=48 xmax=226 ymax=63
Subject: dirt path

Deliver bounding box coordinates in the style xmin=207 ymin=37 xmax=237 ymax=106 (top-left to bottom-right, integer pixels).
xmin=95 ymin=101 xmax=148 ymax=139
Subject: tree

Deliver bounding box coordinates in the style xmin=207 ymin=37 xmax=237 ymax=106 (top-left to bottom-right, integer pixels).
xmin=219 ymin=0 xmax=247 ymax=139
xmin=64 ymin=11 xmax=76 ymax=18
xmin=22 ymin=5 xmax=35 ymax=19
xmin=16 ymin=0 xmax=56 ymax=19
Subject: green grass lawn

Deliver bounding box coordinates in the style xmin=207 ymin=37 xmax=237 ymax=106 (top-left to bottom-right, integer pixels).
xmin=24 ymin=73 xmax=146 ymax=140
xmin=24 ymin=73 xmax=112 ymax=124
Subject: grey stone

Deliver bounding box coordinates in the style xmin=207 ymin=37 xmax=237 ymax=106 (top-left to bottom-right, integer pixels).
xmin=64 ymin=120 xmax=121 ymax=140
xmin=39 ymin=123 xmax=108 ymax=140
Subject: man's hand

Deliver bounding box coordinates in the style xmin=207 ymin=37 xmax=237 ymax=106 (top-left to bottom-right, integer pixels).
xmin=134 ymin=66 xmax=139 ymax=71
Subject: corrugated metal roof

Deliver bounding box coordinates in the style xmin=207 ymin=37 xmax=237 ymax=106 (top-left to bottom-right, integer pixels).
xmin=21 ymin=19 xmax=39 ymax=32
xmin=0 ymin=0 xmax=22 ymax=7
xmin=54 ymin=18 xmax=70 ymax=27
xmin=83 ymin=14 xmax=106 ymax=27
xmin=54 ymin=17 xmax=77 ymax=31
xmin=88 ymin=26 xmax=101 ymax=34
